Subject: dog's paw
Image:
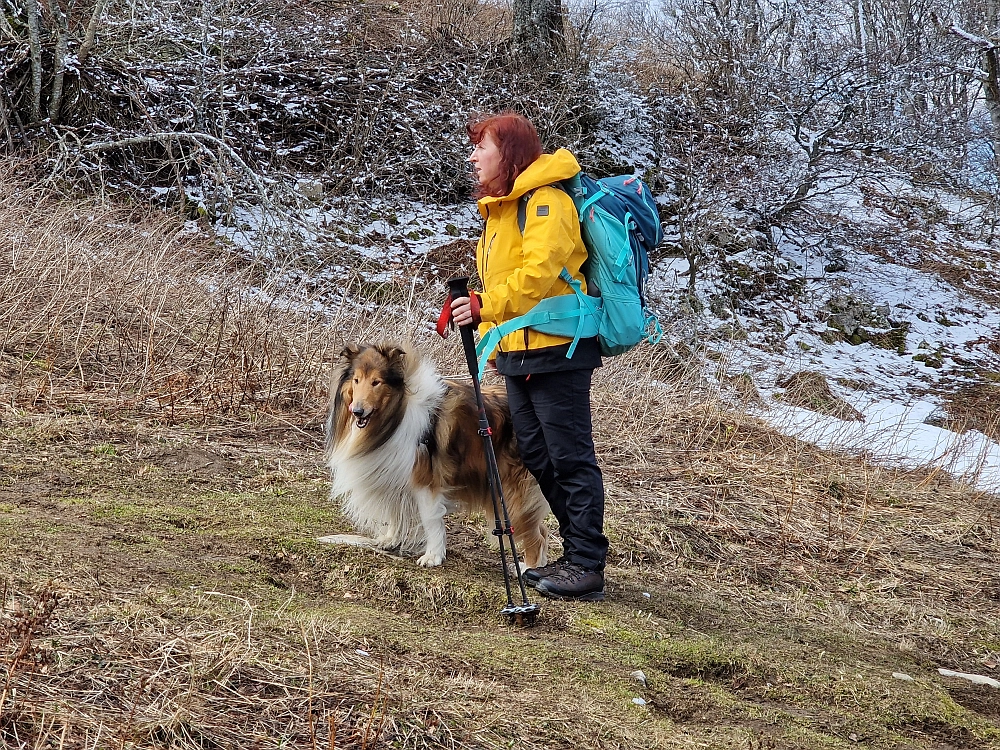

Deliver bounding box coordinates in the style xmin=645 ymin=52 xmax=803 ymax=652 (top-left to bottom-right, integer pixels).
xmin=416 ymin=551 xmax=445 ymax=567
xmin=374 ymin=533 xmax=401 ymax=551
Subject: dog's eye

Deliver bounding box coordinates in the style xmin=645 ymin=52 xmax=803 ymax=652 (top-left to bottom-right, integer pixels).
xmin=353 ymin=377 xmax=359 ymax=384
xmin=371 ymin=379 xmax=381 ymax=387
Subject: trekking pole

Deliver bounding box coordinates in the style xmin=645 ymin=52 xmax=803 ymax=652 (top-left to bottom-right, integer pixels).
xmin=446 ymin=277 xmax=540 ymax=627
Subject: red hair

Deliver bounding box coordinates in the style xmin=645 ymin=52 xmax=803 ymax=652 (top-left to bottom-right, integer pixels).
xmin=466 ymin=112 xmax=543 ymax=198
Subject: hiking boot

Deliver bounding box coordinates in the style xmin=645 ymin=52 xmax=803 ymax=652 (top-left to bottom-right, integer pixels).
xmin=522 ymin=557 xmax=569 ymax=588
xmin=535 ymin=563 xmax=605 ymax=602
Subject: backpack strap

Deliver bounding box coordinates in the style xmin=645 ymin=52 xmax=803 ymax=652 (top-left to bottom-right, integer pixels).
xmin=517 ymin=183 xmax=569 ymax=235
xmin=517 ymin=190 xmax=534 ymax=235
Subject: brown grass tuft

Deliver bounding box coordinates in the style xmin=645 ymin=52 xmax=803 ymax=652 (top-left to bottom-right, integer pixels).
xmin=775 ymin=370 xmax=866 ymax=421
xmin=0 ymin=163 xmax=338 ymax=423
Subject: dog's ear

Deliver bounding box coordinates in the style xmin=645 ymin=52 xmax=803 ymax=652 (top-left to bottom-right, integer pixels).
xmin=383 ymin=345 xmax=406 ymax=365
xmin=377 ymin=344 xmax=407 ymax=381
xmin=339 ymin=344 xmax=362 ymax=363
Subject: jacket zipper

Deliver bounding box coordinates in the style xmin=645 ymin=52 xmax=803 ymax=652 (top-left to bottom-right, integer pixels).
xmin=478 ymin=205 xmax=503 ymax=352
xmin=479 ymin=205 xmax=496 ymax=282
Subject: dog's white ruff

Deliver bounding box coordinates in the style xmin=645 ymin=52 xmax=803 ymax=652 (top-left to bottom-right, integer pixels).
xmin=327 ymin=356 xmax=450 ymax=565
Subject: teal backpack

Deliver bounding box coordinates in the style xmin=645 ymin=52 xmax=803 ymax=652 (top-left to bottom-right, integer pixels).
xmin=475 ymin=171 xmax=663 ymax=378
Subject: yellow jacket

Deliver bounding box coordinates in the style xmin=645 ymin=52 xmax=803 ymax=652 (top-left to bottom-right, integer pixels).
xmin=476 ymin=149 xmax=587 ymax=354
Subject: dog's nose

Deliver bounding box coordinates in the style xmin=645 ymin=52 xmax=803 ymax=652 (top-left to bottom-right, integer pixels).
xmin=351 ymin=405 xmax=365 ymax=417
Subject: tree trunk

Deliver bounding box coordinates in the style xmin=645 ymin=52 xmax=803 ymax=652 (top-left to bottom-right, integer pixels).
xmin=48 ymin=0 xmax=72 ymax=123
xmin=26 ymin=0 xmax=42 ymax=122
xmin=513 ymin=0 xmax=565 ymax=59
xmin=984 ymin=47 xmax=1000 ymax=170
xmin=0 ymin=90 xmax=15 ymax=150
xmin=78 ymin=0 xmax=112 ymax=65
xmin=987 ymin=0 xmax=1000 ymax=170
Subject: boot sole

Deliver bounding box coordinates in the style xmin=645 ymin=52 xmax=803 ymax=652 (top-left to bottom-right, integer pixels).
xmin=535 ymin=587 xmax=606 ymax=602
xmin=524 ymin=576 xmax=542 ymax=589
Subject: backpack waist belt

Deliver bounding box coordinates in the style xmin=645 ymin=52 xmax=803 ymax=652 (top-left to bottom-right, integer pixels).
xmin=474 ymin=269 xmax=602 ymax=379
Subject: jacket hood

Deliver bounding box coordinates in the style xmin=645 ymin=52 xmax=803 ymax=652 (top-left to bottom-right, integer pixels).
xmin=477 ymin=149 xmax=581 ymax=211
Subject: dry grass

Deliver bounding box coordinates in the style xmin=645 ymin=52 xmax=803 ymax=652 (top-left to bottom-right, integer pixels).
xmin=0 ymin=178 xmax=998 ymax=748
xmin=0 ymin=162 xmax=338 ymax=423
xmin=0 ymin=584 xmax=463 ymax=749
xmin=940 ymin=381 xmax=1000 ymax=443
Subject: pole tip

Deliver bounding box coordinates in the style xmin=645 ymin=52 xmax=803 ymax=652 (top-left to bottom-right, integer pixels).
xmin=501 ymin=603 xmax=541 ymax=627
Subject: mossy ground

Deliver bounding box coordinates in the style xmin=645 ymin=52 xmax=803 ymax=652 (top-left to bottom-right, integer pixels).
xmin=0 ymin=406 xmax=997 ymax=749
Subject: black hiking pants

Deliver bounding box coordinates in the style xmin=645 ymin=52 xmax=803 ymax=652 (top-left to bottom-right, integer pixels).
xmin=504 ymin=369 xmax=608 ymax=572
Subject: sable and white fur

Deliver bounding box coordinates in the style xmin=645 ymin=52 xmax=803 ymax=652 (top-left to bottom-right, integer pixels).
xmin=324 ymin=342 xmax=549 ymax=568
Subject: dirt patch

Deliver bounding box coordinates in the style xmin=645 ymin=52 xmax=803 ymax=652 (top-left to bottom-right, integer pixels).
xmin=147 ymin=445 xmax=234 ymax=476
xmin=946 ymin=683 xmax=1000 ymax=722
xmin=898 ymin=717 xmax=982 ymax=749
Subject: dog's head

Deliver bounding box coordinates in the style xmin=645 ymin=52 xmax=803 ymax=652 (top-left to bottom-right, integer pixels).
xmin=336 ymin=343 xmax=407 ymax=430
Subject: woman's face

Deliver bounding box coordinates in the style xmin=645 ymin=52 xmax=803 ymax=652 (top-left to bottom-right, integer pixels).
xmin=469 ymin=133 xmax=501 ymax=189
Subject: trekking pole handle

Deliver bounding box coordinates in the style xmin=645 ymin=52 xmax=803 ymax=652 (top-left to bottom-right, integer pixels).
xmin=446 ymin=277 xmax=479 ymax=382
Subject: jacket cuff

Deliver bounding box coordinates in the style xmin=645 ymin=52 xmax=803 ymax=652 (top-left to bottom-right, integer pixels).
xmin=470 ymin=293 xmax=483 ymax=326
xmin=477 ymin=291 xmax=495 ymax=323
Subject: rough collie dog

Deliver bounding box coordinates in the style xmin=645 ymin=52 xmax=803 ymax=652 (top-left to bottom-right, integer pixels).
xmin=324 ymin=342 xmax=549 ymax=569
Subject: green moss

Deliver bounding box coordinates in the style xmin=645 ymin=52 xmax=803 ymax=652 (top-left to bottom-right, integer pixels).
xmin=913 ymin=352 xmax=944 ymax=368
xmin=869 ymin=322 xmax=910 ymax=354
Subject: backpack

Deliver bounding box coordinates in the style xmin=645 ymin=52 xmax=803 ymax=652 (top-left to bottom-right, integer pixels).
xmin=474 ymin=171 xmax=663 ymax=378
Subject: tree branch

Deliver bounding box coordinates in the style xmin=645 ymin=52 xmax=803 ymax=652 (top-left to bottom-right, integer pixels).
xmin=78 ymin=0 xmax=111 ymax=66
xmin=948 ymin=24 xmax=995 ymax=51
xmin=83 ymin=132 xmax=271 ymax=208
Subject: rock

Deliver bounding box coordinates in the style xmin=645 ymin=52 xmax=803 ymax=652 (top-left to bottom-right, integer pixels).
xmin=912 ymin=352 xmax=943 ymax=369
xmin=892 ymin=672 xmax=914 ymax=681
xmin=923 ymin=408 xmax=948 ymax=427
xmin=632 ymin=697 xmax=647 ymax=706
xmin=824 ymin=257 xmax=848 ymax=273
xmin=631 ymin=670 xmax=648 ymax=686
xmin=827 ymin=312 xmax=858 ymax=335
xmin=295 ymin=178 xmax=324 ymax=201
xmin=938 ymin=668 xmax=1000 ymax=688
xmin=868 ymin=323 xmax=910 ymax=354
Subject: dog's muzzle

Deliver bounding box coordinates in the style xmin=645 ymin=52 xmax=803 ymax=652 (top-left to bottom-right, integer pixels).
xmin=351 ymin=405 xmax=370 ymax=429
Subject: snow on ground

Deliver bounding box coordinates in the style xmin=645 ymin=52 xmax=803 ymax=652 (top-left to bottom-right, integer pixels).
xmin=207 ymin=168 xmax=999 ymax=496
xmin=216 ymin=194 xmax=482 ymax=268
xmin=648 ymin=177 xmax=1000 ymax=494
xmin=763 ymin=400 xmax=1000 ymax=494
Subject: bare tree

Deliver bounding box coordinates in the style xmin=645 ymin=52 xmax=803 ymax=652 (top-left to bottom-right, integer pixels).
xmin=513 ymin=0 xmax=566 ymax=57
xmin=947 ymin=0 xmax=1000 ymax=168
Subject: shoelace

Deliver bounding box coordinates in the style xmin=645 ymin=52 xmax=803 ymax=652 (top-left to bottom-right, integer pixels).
xmin=534 ymin=556 xmax=568 ymax=575
xmin=554 ymin=563 xmax=590 ymax=582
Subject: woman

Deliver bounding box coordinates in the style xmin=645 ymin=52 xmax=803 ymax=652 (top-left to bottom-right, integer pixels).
xmin=450 ymin=112 xmax=608 ymax=602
